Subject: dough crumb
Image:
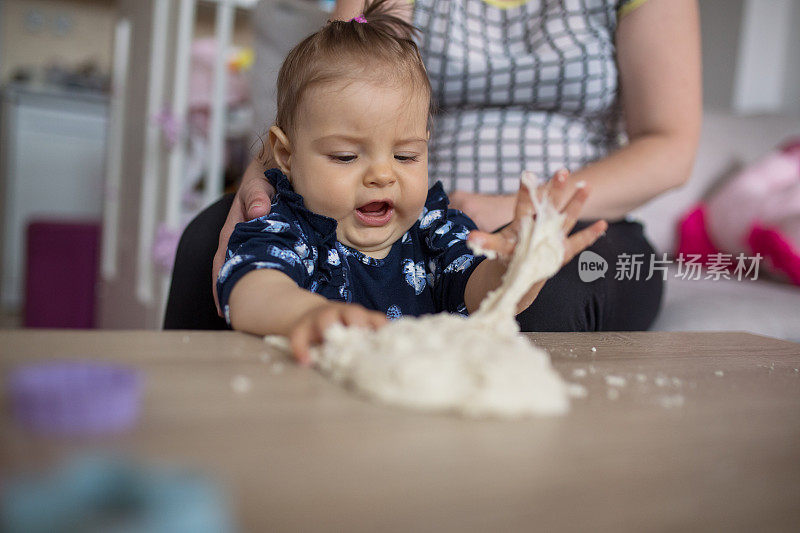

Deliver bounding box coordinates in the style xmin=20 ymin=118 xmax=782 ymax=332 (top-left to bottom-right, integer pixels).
xmin=606 ymin=388 xmax=620 ymax=400
xmin=590 ymin=346 xmax=597 ymax=353
xmin=671 ymin=377 xmax=682 ymax=387
xmin=658 ymin=394 xmax=684 ymax=409
xmin=605 ymin=375 xmax=626 ymax=387
xmin=654 ymin=375 xmax=669 ymax=387
xmin=566 ymin=383 xmax=587 ymax=399
xmin=572 ymin=368 xmax=587 ymax=378
xmin=635 ymin=374 xmax=647 ymax=383
xmin=231 ymin=375 xmax=251 ymax=394
xmin=714 ymin=370 xmax=724 ymax=377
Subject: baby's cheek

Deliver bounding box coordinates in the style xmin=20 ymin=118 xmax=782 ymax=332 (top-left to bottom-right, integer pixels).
xmin=305 ymin=193 xmax=349 ymax=221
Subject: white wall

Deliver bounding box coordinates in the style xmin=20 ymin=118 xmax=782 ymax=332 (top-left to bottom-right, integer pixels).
xmin=700 ymin=0 xmax=800 ymax=115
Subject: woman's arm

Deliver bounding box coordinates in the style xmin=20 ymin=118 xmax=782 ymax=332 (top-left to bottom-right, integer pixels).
xmin=571 ymin=0 xmax=702 ymax=220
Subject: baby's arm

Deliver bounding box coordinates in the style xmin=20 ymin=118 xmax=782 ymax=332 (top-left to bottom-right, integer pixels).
xmin=463 ymin=171 xmax=607 ymax=315
xmin=229 ymin=269 xmax=386 ymax=363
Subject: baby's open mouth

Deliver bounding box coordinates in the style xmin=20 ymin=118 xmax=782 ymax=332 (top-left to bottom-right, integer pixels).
xmin=356 ymin=200 xmax=394 ymax=226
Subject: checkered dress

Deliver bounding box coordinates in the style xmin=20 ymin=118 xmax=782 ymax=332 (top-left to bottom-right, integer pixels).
xmin=413 ymin=0 xmax=640 ymax=194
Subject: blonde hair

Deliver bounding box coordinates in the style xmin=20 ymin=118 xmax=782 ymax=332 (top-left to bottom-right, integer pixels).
xmin=261 ymin=0 xmax=432 ymax=161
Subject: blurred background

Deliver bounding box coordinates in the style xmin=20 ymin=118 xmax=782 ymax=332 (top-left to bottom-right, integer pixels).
xmin=0 ymin=0 xmax=798 ymax=337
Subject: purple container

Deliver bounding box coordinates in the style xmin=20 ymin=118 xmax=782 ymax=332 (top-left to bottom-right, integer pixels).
xmin=7 ymin=361 xmax=143 ymax=435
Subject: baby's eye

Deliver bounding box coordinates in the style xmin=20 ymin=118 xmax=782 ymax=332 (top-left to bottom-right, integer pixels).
xmin=395 ymin=153 xmax=420 ymax=162
xmin=329 ymin=154 xmax=356 ymax=163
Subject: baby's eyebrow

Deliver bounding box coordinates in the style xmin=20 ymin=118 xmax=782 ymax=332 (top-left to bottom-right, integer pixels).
xmin=396 ymin=137 xmax=428 ymax=145
xmin=314 ymin=134 xmax=363 ymax=144
xmin=312 ymin=135 xmax=428 ymax=146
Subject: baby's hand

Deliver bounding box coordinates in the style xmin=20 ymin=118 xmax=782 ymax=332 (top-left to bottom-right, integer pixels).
xmin=290 ymin=302 xmax=388 ymax=365
xmin=467 ymin=169 xmax=608 ymax=310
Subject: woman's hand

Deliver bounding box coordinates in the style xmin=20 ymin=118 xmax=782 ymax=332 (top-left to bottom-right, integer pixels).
xmin=212 ymin=159 xmax=275 ymax=315
xmin=289 ymin=302 xmax=388 ymax=365
xmin=467 ymin=169 xmax=608 ymax=312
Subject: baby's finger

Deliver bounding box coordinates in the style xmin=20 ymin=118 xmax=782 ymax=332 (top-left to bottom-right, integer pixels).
xmin=513 ymin=173 xmax=536 ymax=220
xmin=342 ymin=306 xmax=374 ymax=328
xmin=563 ymin=220 xmax=608 ymax=265
xmin=367 ymin=311 xmax=389 ymax=330
xmin=316 ymin=307 xmax=344 ymax=336
xmin=561 ymin=183 xmax=590 ymax=233
xmin=544 ymin=169 xmax=575 ymax=212
xmin=468 ymin=230 xmax=515 ymax=259
xmin=289 ymin=324 xmax=314 ymax=366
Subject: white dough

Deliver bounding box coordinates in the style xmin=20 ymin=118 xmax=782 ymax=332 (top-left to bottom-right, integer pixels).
xmin=271 ymin=172 xmax=572 ymax=418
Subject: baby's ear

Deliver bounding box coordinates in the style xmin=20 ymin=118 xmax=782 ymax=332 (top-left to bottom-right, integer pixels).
xmin=269 ymin=125 xmax=292 ymax=176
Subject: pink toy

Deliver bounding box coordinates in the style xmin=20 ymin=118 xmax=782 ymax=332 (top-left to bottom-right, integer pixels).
xmin=676 ymin=138 xmax=800 ymax=285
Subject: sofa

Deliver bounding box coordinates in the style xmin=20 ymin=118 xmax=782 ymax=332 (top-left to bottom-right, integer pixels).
xmin=631 ymin=110 xmax=800 ymax=342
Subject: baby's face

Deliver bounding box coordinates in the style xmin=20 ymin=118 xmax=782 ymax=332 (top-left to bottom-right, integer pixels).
xmin=286 ymin=79 xmax=429 ymax=259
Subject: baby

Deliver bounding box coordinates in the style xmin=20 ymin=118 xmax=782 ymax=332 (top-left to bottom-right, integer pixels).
xmin=217 ymin=0 xmax=607 ymax=361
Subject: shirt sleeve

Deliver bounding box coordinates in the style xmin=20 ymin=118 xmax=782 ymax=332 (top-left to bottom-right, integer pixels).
xmin=421 ymin=204 xmax=485 ymax=315
xmin=216 ymin=213 xmax=312 ymax=324
xmin=617 ymin=0 xmax=650 ymax=18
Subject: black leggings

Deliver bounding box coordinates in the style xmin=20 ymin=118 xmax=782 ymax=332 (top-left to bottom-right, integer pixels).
xmin=164 ymin=196 xmax=662 ymax=331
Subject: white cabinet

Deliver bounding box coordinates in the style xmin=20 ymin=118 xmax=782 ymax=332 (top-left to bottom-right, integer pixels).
xmin=0 ymin=85 xmax=108 ymax=309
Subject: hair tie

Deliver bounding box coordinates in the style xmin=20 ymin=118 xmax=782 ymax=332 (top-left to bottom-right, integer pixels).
xmin=350 ymin=14 xmax=367 ymax=23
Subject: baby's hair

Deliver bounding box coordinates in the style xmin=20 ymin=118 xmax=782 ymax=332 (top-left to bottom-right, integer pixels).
xmin=263 ymin=0 xmax=431 ymax=160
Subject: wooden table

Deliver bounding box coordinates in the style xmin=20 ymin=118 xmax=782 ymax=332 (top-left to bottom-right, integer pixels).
xmin=2 ymin=330 xmax=799 ymax=532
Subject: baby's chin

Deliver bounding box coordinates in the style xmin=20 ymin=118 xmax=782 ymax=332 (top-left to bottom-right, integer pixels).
xmin=338 ymin=225 xmax=408 ymax=259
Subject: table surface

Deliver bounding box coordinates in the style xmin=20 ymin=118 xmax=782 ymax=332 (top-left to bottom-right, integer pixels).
xmin=2 ymin=330 xmax=799 ymax=532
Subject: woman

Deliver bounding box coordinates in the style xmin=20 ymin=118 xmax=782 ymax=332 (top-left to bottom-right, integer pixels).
xmin=201 ymin=0 xmax=700 ymax=332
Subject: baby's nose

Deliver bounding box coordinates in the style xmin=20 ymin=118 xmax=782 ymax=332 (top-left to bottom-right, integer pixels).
xmin=365 ymin=162 xmax=396 ymax=186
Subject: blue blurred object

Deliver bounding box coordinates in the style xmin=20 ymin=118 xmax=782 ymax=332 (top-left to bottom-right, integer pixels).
xmin=1 ymin=455 xmax=237 ymax=533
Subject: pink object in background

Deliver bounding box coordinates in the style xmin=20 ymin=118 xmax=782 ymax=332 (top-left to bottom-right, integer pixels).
xmin=189 ymin=38 xmax=250 ymax=112
xmin=676 ymin=138 xmax=800 ymax=285
xmin=25 ymin=221 xmax=101 ymax=328
xmin=675 ymin=204 xmax=719 ymax=259
xmin=706 ymin=139 xmax=800 ymax=254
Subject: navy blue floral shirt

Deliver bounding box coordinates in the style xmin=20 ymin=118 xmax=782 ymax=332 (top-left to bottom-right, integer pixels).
xmin=217 ymin=169 xmax=485 ymax=324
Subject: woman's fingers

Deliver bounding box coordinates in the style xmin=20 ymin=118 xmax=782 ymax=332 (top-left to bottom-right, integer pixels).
xmin=563 ymin=220 xmax=608 ymax=265
xmin=241 ymin=172 xmax=274 ymax=220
